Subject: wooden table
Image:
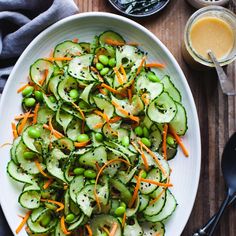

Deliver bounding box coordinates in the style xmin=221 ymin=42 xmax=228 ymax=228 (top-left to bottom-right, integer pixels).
xmin=0 ymin=0 xmax=235 ymax=235
xmin=75 ymin=0 xmax=236 ymax=235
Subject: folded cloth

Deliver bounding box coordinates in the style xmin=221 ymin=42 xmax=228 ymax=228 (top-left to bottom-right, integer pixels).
xmin=0 ymin=0 xmax=79 ymax=92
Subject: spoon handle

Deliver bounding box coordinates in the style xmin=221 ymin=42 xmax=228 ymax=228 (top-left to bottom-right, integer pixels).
xmin=208 ymin=51 xmax=236 ymax=96
xmin=193 ymin=194 xmax=236 ymax=236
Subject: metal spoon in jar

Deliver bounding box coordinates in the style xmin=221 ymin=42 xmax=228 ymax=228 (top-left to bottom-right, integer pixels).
xmin=193 ymin=132 xmax=236 ymax=235
xmin=208 ymin=50 xmax=236 ymax=96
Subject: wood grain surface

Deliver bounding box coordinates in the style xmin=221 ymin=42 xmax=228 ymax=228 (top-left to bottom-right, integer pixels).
xmin=75 ymin=0 xmax=236 ymax=235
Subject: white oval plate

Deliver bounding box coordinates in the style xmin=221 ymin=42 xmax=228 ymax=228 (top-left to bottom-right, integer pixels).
xmin=0 ymin=12 xmax=201 ymax=236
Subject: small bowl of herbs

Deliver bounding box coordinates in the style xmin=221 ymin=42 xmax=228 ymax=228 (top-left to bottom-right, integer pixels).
xmin=109 ymin=0 xmax=170 ymax=17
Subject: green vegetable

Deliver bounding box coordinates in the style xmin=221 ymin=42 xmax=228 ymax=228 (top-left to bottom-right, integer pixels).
xmin=73 ymin=167 xmax=85 ymax=175
xmin=143 ymin=127 xmax=149 ymax=138
xmin=100 ymin=67 xmax=109 ymax=76
xmin=79 ymin=100 xmax=88 ymax=109
xmin=108 ymin=58 xmax=116 ymax=67
xmin=135 ymin=126 xmax=143 ymax=136
xmin=40 ymin=214 xmax=51 ymax=227
xmin=96 ymin=63 xmax=104 ymax=71
xmin=22 ymin=86 xmax=34 ymax=97
xmin=23 ymin=152 xmax=36 ymax=160
xmin=84 ymin=169 xmax=96 ymax=179
xmin=66 ymin=213 xmax=75 ymax=223
xmin=115 ymin=206 xmax=126 ymax=216
xmin=147 ymin=71 xmax=160 ymax=82
xmin=49 ymin=96 xmax=56 ymax=103
xmin=77 ymin=134 xmax=89 ymax=143
xmin=141 ymin=170 xmax=147 ymax=179
xmin=141 ymin=137 xmax=151 ymax=147
xmin=167 ymin=135 xmax=175 ymax=147
xmin=28 ymin=127 xmax=41 ymax=139
xmin=98 ymin=55 xmax=109 ymax=65
xmin=24 ymin=97 xmax=36 ymax=107
xmin=121 ymin=136 xmax=129 ymax=147
xmin=95 ymin=133 xmax=103 ymax=142
xmin=69 ymin=89 xmax=79 ymax=99
xmin=34 ymin=91 xmax=43 ymax=102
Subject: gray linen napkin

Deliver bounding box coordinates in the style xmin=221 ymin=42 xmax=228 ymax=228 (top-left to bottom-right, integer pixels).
xmin=0 ymin=0 xmax=79 ymax=92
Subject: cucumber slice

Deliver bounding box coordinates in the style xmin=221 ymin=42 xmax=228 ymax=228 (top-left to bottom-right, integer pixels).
xmin=53 ymin=40 xmax=83 ymax=67
xmin=30 ymin=59 xmax=54 ymax=86
xmin=138 ymin=194 xmax=150 ymax=212
xmin=68 ymin=54 xmax=95 ymax=81
xmin=37 ymin=106 xmax=55 ymax=124
xmin=104 ymin=141 xmax=135 ymax=157
xmin=95 ymin=46 xmax=116 ymax=58
xmin=142 ymin=222 xmax=165 ymax=236
xmin=79 ymin=42 xmax=91 ymax=53
xmin=86 ymin=114 xmax=103 ymax=132
xmin=117 ymin=167 xmax=137 ymax=184
xmin=102 ymin=122 xmax=121 ymax=140
xmin=7 ymin=161 xmax=34 ymax=184
xmin=47 ymin=75 xmax=63 ymax=100
xmin=69 ymin=175 xmax=85 ymax=203
xmin=68 ymin=214 xmax=85 ymax=231
xmin=161 ymin=75 xmax=181 ymax=102
xmin=53 ymin=137 xmax=75 ymax=154
xmin=136 ymin=74 xmax=163 ymax=100
xmin=31 ymin=207 xmax=50 ymax=223
xmin=170 ymin=102 xmax=188 ymax=135
xmin=126 ymin=196 xmax=140 ymax=217
xmin=140 ymin=168 xmax=161 ymax=195
xmin=43 ymin=93 xmax=58 ymax=111
xmin=93 ymin=96 xmax=114 ymax=119
xmin=54 ymin=221 xmax=68 ymax=236
xmin=147 ymin=92 xmax=177 ymax=123
xmin=18 ymin=190 xmax=41 ymax=209
xmin=66 ymin=118 xmax=82 ymax=141
xmin=58 ymin=76 xmax=78 ymax=103
xmin=143 ymin=187 xmax=166 ymax=216
xmin=56 ymin=106 xmax=73 ymax=133
xmin=145 ymin=189 xmax=177 ymax=222
xmin=79 ymin=146 xmax=107 ymax=169
xmin=80 ymin=83 xmax=95 ymax=104
xmin=123 ymin=218 xmax=143 ymax=236
xmin=99 ymin=30 xmax=125 ymax=45
xmin=90 ymin=214 xmax=122 ymax=236
xmin=61 ymin=104 xmax=83 ymax=120
xmin=10 ymin=137 xmax=21 ymax=164
xmin=117 ymin=128 xmax=129 ymax=143
xmin=150 ymin=128 xmax=162 ymax=151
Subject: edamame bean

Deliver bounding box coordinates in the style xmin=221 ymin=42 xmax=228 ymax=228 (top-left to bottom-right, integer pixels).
xmin=34 ymin=91 xmax=43 ymax=102
xmin=147 ymin=72 xmax=160 ymax=82
xmin=96 ymin=63 xmax=104 ymax=71
xmin=23 ymin=151 xmax=36 ymax=160
xmin=100 ymin=67 xmax=109 ymax=76
xmin=49 ymin=96 xmax=56 ymax=103
xmin=108 ymin=58 xmax=116 ymax=67
xmin=95 ymin=133 xmax=103 ymax=142
xmin=143 ymin=127 xmax=149 ymax=138
xmin=84 ymin=169 xmax=96 ymax=179
xmin=134 ymin=126 xmax=143 ymax=136
xmin=41 ymin=214 xmax=51 ymax=227
xmin=120 ymin=202 xmax=126 ymax=209
xmin=22 ymin=86 xmax=34 ymax=97
xmin=73 ymin=167 xmax=85 ymax=175
xmin=28 ymin=127 xmax=41 ymax=138
xmin=98 ymin=55 xmax=109 ymax=65
xmin=121 ymin=136 xmax=129 ymax=147
xmin=167 ymin=135 xmax=175 ymax=147
xmin=115 ymin=206 xmax=126 ymax=216
xmin=66 ymin=213 xmax=75 ymax=223
xmin=69 ymin=89 xmax=79 ymax=99
xmin=77 ymin=134 xmax=89 ymax=143
xmin=141 ymin=137 xmax=151 ymax=147
xmin=24 ymin=97 xmax=36 ymax=107
xmin=90 ymin=179 xmax=96 ymax=184
xmin=141 ymin=170 xmax=147 ymax=179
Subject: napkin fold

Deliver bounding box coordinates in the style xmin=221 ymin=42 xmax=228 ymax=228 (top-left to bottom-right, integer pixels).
xmin=0 ymin=0 xmax=79 ymax=92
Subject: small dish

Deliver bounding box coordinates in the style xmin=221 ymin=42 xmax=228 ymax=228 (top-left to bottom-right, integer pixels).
xmin=108 ymin=0 xmax=170 ymax=18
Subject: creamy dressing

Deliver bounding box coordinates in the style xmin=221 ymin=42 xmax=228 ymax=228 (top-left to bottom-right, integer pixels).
xmin=189 ymin=16 xmax=234 ymax=60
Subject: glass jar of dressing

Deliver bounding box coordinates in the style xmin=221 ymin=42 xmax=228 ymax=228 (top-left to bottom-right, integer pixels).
xmin=182 ymin=6 xmax=236 ymax=70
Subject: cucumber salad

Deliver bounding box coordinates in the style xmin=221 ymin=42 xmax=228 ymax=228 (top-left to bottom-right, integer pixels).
xmin=8 ymin=31 xmax=188 ymax=236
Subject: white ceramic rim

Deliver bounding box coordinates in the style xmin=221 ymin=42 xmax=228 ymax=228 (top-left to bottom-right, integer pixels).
xmin=0 ymin=12 xmax=201 ymax=236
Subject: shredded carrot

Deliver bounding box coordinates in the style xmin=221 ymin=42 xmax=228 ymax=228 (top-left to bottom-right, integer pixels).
xmin=60 ymin=216 xmax=71 ymax=235
xmin=101 ymin=83 xmax=125 ymax=97
xmin=155 ymin=233 xmax=161 ymax=236
xmin=11 ymin=122 xmax=18 ymax=139
xmin=136 ymin=56 xmax=146 ymax=76
xmin=46 ymin=57 xmax=72 ymax=62
xmin=141 ymin=93 xmax=150 ymax=106
xmin=72 ymin=102 xmax=85 ymax=120
xmin=145 ymin=63 xmax=165 ymax=69
xmin=41 ymin=199 xmax=64 ymax=212
xmin=114 ymin=67 xmax=123 ymax=84
xmin=17 ymin=83 xmax=29 ymax=93
xmin=15 ymin=211 xmax=31 ymax=234
xmin=99 ymin=88 xmax=107 ymax=95
xmin=33 ymin=103 xmax=40 ymax=124
xmin=127 ymin=88 xmax=132 ymax=104
xmin=149 ymin=188 xmax=166 ymax=205
xmin=95 ymin=162 xmax=101 ymax=172
xmin=135 ymin=176 xmax=173 ymax=187
xmin=129 ymin=170 xmax=142 ymax=208
xmin=93 ymin=122 xmax=104 ymax=129
xmin=120 ymin=65 xmax=127 ymax=82
xmin=14 ymin=114 xmax=34 ymax=120
xmin=49 ymin=48 xmax=54 ymax=58
xmin=43 ymin=178 xmax=53 ymax=190
xmin=72 ymin=37 xmax=79 ymax=43
xmin=111 ymin=100 xmax=140 ymax=123
xmin=169 ymin=126 xmax=189 ymax=157
xmin=17 ymin=111 xmax=31 ymax=135
xmin=38 ymin=69 xmax=48 ymax=86
xmin=85 ymin=224 xmax=93 ymax=236
xmin=74 ymin=140 xmax=90 ymax=148
xmin=109 ymin=116 xmax=122 ymax=123
xmin=35 ymin=160 xmax=50 ymax=178
xmin=110 ymin=223 xmax=118 ymax=236
xmin=105 ymin=39 xmax=139 ymax=46
xmin=102 ymin=226 xmax=110 ymax=235
xmin=122 ymin=212 xmax=126 ymax=228
xmin=17 ymin=215 xmax=24 ymax=219
xmin=91 ymin=67 xmax=104 ymax=82
xmin=48 ymin=117 xmax=64 ymax=138
xmin=138 ymin=140 xmax=167 ymax=176
xmin=94 ymin=158 xmax=130 ymax=212
xmin=162 ymin=124 xmax=168 ymax=160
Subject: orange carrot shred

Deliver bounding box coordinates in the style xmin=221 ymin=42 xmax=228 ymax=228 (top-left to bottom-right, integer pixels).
xmin=105 ymin=39 xmax=125 ymax=46
xmin=136 ymin=56 xmax=146 ymax=76
xmin=91 ymin=67 xmax=104 ymax=82
xmin=72 ymin=102 xmax=85 ymax=120
xmin=101 ymin=83 xmax=125 ymax=97
xmin=162 ymin=124 xmax=168 ymax=160
xmin=48 ymin=117 xmax=64 ymax=138
xmin=33 ymin=103 xmax=40 ymax=124
xmin=93 ymin=122 xmax=104 ymax=129
xmin=38 ymin=69 xmax=48 ymax=86
xmin=17 ymin=83 xmax=29 ymax=93
xmin=101 ymin=226 xmax=110 ymax=235
xmin=122 ymin=212 xmax=127 ymax=228
xmin=41 ymin=199 xmax=64 ymax=212
xmin=114 ymin=67 xmax=123 ymax=84
xmin=72 ymin=37 xmax=79 ymax=43
xmin=15 ymin=211 xmax=31 ymax=234
xmin=110 ymin=223 xmax=118 ymax=236
xmin=46 ymin=57 xmax=72 ymax=62
xmin=74 ymin=140 xmax=90 ymax=148
xmin=85 ymin=224 xmax=93 ymax=236
xmin=17 ymin=111 xmax=31 ymax=135
xmin=129 ymin=170 xmax=142 ymax=208
xmin=120 ymin=65 xmax=127 ymax=82
xmin=127 ymin=88 xmax=132 ymax=104
xmin=35 ymin=160 xmax=50 ymax=178
xmin=14 ymin=114 xmax=34 ymax=120
xmin=11 ymin=122 xmax=18 ymax=139
xmin=60 ymin=216 xmax=71 ymax=235
xmin=109 ymin=116 xmax=122 ymax=123
xmin=99 ymin=88 xmax=107 ymax=95
xmin=169 ymin=126 xmax=189 ymax=157
xmin=135 ymin=176 xmax=173 ymax=187
xmin=43 ymin=178 xmax=53 ymax=190
xmin=149 ymin=188 xmax=166 ymax=205
xmin=145 ymin=63 xmax=165 ymax=69
xmin=141 ymin=93 xmax=150 ymax=106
